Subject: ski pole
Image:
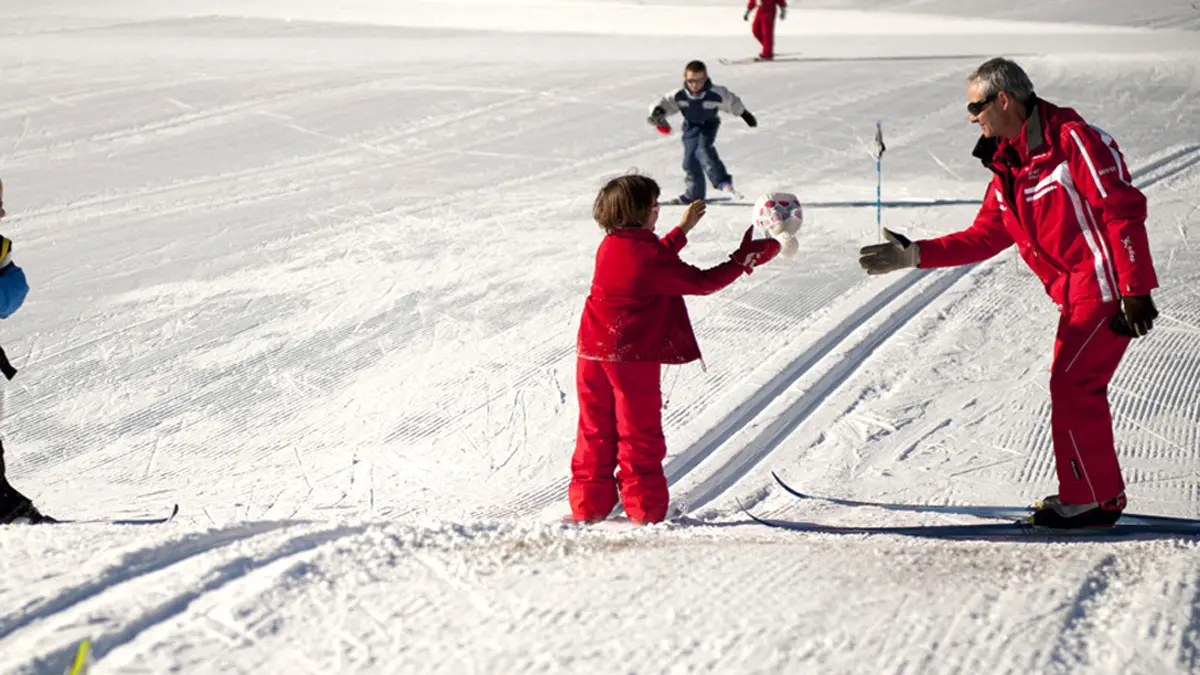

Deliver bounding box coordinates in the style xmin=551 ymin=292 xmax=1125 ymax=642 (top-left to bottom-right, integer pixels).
xmin=873 ymin=121 xmax=886 ymax=240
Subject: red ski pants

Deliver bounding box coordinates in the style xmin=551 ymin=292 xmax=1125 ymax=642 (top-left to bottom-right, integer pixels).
xmin=570 ymin=358 xmax=668 ymax=524
xmin=752 ymin=7 xmax=777 ymax=59
xmin=1050 ymin=302 xmax=1131 ymax=504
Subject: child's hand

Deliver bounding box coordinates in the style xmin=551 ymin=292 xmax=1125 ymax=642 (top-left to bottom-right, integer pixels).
xmin=679 ymin=201 xmax=706 ymax=233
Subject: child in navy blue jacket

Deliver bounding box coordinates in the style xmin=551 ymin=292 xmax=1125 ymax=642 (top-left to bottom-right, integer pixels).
xmin=647 ymin=60 xmax=758 ymax=205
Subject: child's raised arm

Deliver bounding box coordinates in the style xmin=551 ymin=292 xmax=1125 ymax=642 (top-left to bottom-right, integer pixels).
xmin=649 ymin=226 xmax=781 ymax=296
xmin=659 ymin=201 xmax=706 ymax=253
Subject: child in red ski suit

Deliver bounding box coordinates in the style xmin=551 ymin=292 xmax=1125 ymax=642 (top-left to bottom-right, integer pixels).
xmin=744 ymin=0 xmax=787 ymax=61
xmin=571 ymin=174 xmax=781 ymax=524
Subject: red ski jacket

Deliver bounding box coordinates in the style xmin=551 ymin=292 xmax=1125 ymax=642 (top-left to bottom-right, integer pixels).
xmin=577 ymin=227 xmax=745 ymax=363
xmin=918 ymin=98 xmax=1157 ymax=306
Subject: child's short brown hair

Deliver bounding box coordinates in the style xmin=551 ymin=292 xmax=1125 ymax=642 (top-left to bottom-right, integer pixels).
xmin=593 ymin=174 xmax=660 ymax=233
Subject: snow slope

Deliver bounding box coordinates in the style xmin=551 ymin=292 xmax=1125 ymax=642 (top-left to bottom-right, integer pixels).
xmin=0 ymin=1 xmax=1199 ymax=673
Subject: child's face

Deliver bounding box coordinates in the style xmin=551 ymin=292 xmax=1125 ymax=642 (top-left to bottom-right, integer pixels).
xmin=684 ymin=70 xmax=707 ymax=95
xmin=644 ymin=203 xmax=660 ymax=232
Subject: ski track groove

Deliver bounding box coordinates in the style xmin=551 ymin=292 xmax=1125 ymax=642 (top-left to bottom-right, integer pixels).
xmin=3 ymin=523 xmax=368 ymax=675
xmin=674 ymin=266 xmax=972 ymax=513
xmin=0 ymin=522 xmax=292 ymax=646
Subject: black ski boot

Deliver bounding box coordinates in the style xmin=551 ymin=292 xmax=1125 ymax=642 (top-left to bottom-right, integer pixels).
xmin=1030 ymin=492 xmax=1125 ymax=529
xmin=0 ymin=484 xmax=55 ymax=524
xmin=0 ymin=438 xmax=56 ymax=524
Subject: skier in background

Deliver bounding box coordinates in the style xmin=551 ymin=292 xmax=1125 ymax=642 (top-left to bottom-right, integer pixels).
xmin=571 ymin=173 xmax=780 ymax=524
xmin=744 ymin=0 xmax=787 ymax=61
xmin=647 ymin=60 xmax=758 ymax=205
xmin=0 ymin=178 xmax=50 ymax=525
xmin=858 ymin=58 xmax=1159 ymax=529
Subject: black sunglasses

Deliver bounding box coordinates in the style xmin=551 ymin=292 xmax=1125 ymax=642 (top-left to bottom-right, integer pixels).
xmin=685 ymin=77 xmax=706 ymax=85
xmin=967 ymin=93 xmax=999 ymax=116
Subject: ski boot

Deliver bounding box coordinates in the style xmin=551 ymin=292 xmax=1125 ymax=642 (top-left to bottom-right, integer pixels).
xmin=0 ymin=486 xmax=56 ymax=524
xmin=1029 ymin=492 xmax=1125 ymax=529
xmin=717 ymin=181 xmax=743 ymax=200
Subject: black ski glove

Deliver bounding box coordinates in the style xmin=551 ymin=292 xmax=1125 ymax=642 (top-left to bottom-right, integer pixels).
xmin=647 ymin=106 xmax=667 ymax=126
xmin=858 ymin=229 xmax=920 ymax=275
xmin=741 ymin=111 xmax=758 ymax=128
xmin=1110 ymin=294 xmax=1158 ymax=338
xmin=744 ymin=8 xmax=751 ymax=20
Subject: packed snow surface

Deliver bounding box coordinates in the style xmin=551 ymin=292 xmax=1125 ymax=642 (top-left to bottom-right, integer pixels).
xmin=0 ymin=1 xmax=1199 ymax=673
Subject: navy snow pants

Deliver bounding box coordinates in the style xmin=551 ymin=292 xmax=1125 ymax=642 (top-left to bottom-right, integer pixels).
xmin=681 ymin=121 xmax=731 ymax=203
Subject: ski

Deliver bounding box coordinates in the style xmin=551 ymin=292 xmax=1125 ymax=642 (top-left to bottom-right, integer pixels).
xmin=657 ymin=196 xmax=733 ymax=206
xmin=561 ymin=501 xmax=690 ymax=527
xmin=772 ymin=472 xmax=1200 ymax=529
xmin=738 ymin=500 xmax=1200 ymax=540
xmin=719 ymin=185 xmax=745 ymax=201
xmin=719 ymin=55 xmax=804 ymax=66
xmin=57 ymin=503 xmax=179 ymax=525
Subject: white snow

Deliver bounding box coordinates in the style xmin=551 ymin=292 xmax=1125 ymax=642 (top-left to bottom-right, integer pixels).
xmin=0 ymin=0 xmax=1199 ymax=672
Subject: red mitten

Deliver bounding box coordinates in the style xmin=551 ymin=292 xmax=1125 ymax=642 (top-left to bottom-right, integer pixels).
xmin=655 ymin=123 xmax=671 ymax=135
xmin=730 ymin=226 xmax=782 ymax=273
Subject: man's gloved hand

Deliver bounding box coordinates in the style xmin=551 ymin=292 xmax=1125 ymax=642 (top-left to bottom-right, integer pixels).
xmin=731 ymin=226 xmax=782 ymax=274
xmin=741 ymin=111 xmax=758 ymax=128
xmin=780 ymin=6 xmax=787 ymax=20
xmin=744 ymin=8 xmax=752 ymax=20
xmin=858 ymin=228 xmax=920 ymax=275
xmin=647 ymin=107 xmax=671 ymax=135
xmin=1110 ymin=294 xmax=1158 ymax=338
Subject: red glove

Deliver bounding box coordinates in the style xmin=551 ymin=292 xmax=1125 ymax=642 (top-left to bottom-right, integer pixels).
xmin=731 ymin=226 xmax=781 ymax=273
xmin=655 ymin=123 xmax=671 ymax=135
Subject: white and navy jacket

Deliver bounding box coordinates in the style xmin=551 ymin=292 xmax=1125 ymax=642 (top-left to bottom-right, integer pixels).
xmin=650 ymin=80 xmax=747 ymax=133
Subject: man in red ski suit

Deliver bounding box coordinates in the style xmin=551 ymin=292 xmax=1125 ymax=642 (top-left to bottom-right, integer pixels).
xmin=744 ymin=0 xmax=786 ymax=60
xmin=858 ymin=58 xmax=1159 ymax=529
xmin=572 ymin=174 xmax=781 ymax=524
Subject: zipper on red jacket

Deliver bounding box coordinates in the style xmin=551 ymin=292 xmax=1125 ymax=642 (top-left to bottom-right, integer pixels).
xmin=989 ymin=158 xmax=1068 ymax=277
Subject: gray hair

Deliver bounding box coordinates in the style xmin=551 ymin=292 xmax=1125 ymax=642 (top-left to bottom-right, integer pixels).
xmin=969 ymin=58 xmax=1035 ymax=101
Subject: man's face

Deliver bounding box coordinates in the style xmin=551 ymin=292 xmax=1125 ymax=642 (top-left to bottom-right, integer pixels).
xmin=967 ymin=79 xmax=1001 ymax=138
xmin=685 ymin=70 xmax=707 ymax=94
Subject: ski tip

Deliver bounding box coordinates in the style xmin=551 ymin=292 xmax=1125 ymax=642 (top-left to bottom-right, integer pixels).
xmin=770 ymin=471 xmax=811 ymax=498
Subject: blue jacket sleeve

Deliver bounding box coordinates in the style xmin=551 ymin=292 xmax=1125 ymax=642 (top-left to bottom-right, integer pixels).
xmin=0 ymin=263 xmax=29 ymax=318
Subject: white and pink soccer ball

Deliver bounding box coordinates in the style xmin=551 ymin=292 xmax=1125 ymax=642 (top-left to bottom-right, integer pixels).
xmin=752 ymin=192 xmax=803 ymax=258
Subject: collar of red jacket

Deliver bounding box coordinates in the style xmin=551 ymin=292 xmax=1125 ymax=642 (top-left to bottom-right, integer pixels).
xmin=608 ymin=227 xmax=656 ymax=240
xmin=972 ymin=95 xmax=1052 ymax=169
